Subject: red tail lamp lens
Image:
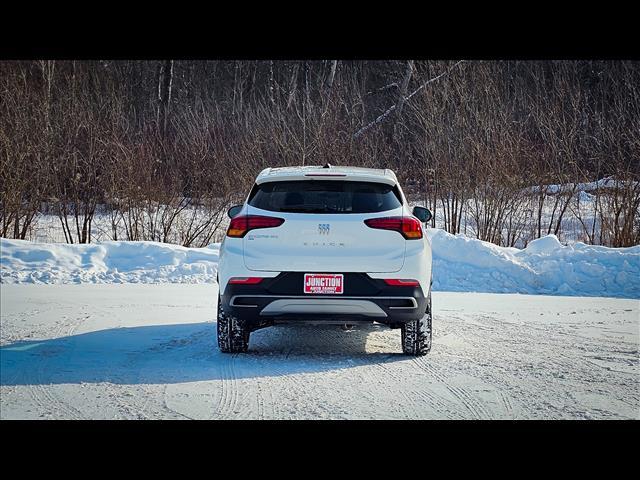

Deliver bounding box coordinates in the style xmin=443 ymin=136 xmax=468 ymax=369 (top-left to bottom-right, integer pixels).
xmin=227 ymin=215 xmax=285 ymax=238
xmin=364 ymin=216 xmax=423 ymax=239
xmin=228 ymin=277 xmax=264 ymax=285
xmin=383 ymin=279 xmax=420 ymax=287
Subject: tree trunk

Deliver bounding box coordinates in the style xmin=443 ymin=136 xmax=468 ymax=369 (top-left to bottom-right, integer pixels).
xmin=268 ymin=61 xmax=276 ymax=105
xmin=327 ymin=60 xmax=338 ymax=89
xmin=287 ymin=62 xmax=300 ymax=109
xmin=392 ymin=60 xmax=414 ymax=141
xmin=158 ymin=60 xmax=174 ymax=137
xmin=395 ymin=60 xmax=414 ymax=119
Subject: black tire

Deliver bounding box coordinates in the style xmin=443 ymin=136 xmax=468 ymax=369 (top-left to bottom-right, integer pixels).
xmin=217 ymin=294 xmax=250 ymax=353
xmin=401 ymin=291 xmax=432 ymax=356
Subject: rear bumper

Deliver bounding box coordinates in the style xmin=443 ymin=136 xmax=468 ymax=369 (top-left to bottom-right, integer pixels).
xmin=220 ymin=272 xmax=428 ymax=328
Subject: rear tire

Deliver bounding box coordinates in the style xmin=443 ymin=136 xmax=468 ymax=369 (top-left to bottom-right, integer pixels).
xmin=217 ymin=294 xmax=250 ymax=353
xmin=401 ymin=291 xmax=432 ymax=356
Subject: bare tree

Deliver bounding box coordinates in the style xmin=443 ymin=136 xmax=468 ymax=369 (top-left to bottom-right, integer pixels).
xmin=157 ymin=60 xmax=173 ymax=138
xmin=1 ymin=60 xmax=638 ymax=249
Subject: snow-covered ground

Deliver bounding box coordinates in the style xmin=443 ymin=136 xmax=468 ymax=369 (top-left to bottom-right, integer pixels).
xmin=2 ymin=223 xmax=638 ymax=419
xmin=2 ymin=231 xmax=638 ymax=298
xmin=1 ymin=284 xmax=637 ymax=419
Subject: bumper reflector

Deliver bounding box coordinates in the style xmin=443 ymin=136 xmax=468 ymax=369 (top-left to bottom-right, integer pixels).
xmin=383 ymin=279 xmax=420 ymax=287
xmin=228 ymin=277 xmax=264 ymax=285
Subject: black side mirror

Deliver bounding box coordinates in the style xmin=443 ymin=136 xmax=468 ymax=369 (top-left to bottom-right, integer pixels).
xmin=412 ymin=206 xmax=432 ymax=223
xmin=227 ymin=205 xmax=243 ymax=219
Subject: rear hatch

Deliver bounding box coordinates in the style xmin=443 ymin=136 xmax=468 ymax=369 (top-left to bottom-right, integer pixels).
xmin=242 ymin=180 xmax=406 ymax=273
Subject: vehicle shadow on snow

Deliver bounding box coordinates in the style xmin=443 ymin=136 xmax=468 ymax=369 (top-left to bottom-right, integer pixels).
xmin=0 ymin=322 xmax=408 ymax=386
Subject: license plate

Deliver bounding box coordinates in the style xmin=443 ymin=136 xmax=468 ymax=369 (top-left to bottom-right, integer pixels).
xmin=303 ymin=273 xmax=344 ymax=294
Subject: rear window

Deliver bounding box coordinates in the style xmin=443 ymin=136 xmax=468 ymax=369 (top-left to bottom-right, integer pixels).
xmin=248 ymin=181 xmax=402 ymax=214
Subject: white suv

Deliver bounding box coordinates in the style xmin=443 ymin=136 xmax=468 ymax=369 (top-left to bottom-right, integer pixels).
xmin=216 ymin=164 xmax=433 ymax=356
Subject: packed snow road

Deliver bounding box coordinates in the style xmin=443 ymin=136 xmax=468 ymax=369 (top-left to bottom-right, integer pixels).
xmin=1 ymin=284 xmax=638 ymax=420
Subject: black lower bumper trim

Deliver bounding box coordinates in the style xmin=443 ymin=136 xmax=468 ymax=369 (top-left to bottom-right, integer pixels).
xmin=221 ymin=273 xmax=427 ymax=328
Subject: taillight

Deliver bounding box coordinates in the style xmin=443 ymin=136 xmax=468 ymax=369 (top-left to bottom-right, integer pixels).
xmin=383 ymin=279 xmax=420 ymax=286
xmin=228 ymin=277 xmax=264 ymax=285
xmin=227 ymin=215 xmax=285 ymax=238
xmin=364 ymin=216 xmax=423 ymax=239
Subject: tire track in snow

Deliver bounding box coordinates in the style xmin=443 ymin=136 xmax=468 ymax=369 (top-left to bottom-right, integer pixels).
xmin=410 ymin=316 xmax=494 ymax=419
xmin=475 ymin=315 xmax=613 ymax=417
xmin=367 ymin=324 xmax=469 ymax=419
xmin=214 ymin=353 xmax=240 ymax=418
xmin=243 ymin=350 xmax=300 ymax=420
xmin=373 ymin=345 xmax=475 ymax=419
xmin=343 ymin=356 xmax=414 ymax=419
xmin=105 ymin=381 xmax=158 ymax=420
xmin=408 ymin=377 xmax=465 ymax=419
xmin=412 ymin=356 xmax=493 ymax=420
xmin=161 ymin=385 xmax=195 ymax=420
xmin=498 ymin=390 xmax=514 ymax=419
xmin=434 ymin=313 xmax=534 ymax=419
xmin=30 ymin=379 xmax=83 ymax=419
xmin=248 ymin=326 xmax=354 ymax=419
xmin=254 ymin=373 xmax=266 ymax=420
xmin=437 ymin=313 xmax=571 ymax=419
xmin=28 ymin=312 xmax=88 ymax=419
xmin=238 ymin=349 xmax=303 ymax=420
xmin=375 ymin=359 xmax=457 ymax=419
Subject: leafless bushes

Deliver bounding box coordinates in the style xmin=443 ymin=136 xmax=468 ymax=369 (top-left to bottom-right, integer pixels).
xmin=0 ymin=62 xmax=48 ymax=239
xmin=403 ymin=60 xmax=639 ymax=246
xmin=1 ymin=60 xmax=638 ymax=247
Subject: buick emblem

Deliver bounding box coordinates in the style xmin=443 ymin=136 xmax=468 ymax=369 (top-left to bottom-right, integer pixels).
xmin=318 ymin=223 xmax=330 ymax=235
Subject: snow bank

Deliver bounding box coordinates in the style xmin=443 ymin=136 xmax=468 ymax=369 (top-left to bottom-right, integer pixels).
xmin=526 ymin=176 xmax=640 ymax=195
xmin=427 ymin=230 xmax=640 ymax=299
xmin=0 ymin=239 xmax=219 ymax=285
xmin=1 ymin=232 xmax=639 ymax=298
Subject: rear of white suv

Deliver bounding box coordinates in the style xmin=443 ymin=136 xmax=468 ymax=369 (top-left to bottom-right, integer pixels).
xmin=216 ymin=165 xmax=433 ymax=356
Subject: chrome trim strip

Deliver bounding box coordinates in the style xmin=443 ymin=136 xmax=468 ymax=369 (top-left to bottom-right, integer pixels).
xmin=388 ymin=298 xmax=418 ymax=309
xmin=260 ymin=299 xmax=388 ymax=317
